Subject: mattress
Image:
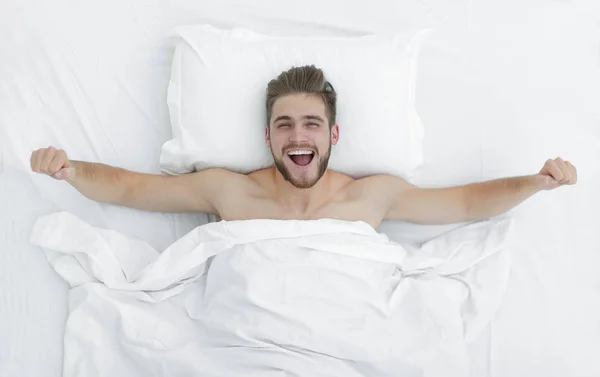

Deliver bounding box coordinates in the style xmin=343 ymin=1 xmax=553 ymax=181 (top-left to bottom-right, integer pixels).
xmin=1 ymin=0 xmax=599 ymax=376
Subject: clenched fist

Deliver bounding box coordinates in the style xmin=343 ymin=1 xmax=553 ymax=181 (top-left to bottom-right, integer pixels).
xmin=30 ymin=146 xmax=75 ymax=180
xmin=536 ymin=157 xmax=577 ymax=190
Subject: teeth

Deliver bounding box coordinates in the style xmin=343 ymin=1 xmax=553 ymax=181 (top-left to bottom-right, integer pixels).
xmin=287 ymin=150 xmax=313 ymax=155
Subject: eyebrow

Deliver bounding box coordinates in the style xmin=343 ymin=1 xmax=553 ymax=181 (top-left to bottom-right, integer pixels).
xmin=304 ymin=115 xmax=325 ymax=123
xmin=273 ymin=115 xmax=325 ymax=123
xmin=273 ymin=115 xmax=292 ymax=123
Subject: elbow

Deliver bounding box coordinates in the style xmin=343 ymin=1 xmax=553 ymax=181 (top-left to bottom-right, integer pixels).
xmin=463 ymin=195 xmax=498 ymax=222
xmin=105 ymin=168 xmax=136 ymax=206
xmin=462 ymin=186 xmax=481 ymax=222
xmin=118 ymin=173 xmax=139 ymax=206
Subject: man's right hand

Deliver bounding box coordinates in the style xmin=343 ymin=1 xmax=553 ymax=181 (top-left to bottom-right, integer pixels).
xmin=28 ymin=146 xmax=248 ymax=215
xmin=30 ymin=146 xmax=75 ymax=180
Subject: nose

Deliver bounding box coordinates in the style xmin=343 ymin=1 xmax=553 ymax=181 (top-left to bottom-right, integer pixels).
xmin=289 ymin=126 xmax=309 ymax=143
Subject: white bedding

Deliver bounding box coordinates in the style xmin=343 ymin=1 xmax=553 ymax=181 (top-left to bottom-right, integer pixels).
xmin=1 ymin=1 xmax=600 ymax=377
xmin=30 ymin=212 xmax=512 ymax=377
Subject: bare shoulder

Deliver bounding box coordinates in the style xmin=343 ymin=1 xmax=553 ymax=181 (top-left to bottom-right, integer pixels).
xmin=186 ymin=167 xmax=255 ymax=191
xmin=218 ymin=167 xmax=276 ymax=202
xmin=215 ymin=167 xmax=268 ymax=196
xmin=346 ymin=174 xmax=414 ymax=199
xmin=182 ymin=168 xmax=260 ymax=213
xmin=246 ymin=167 xmax=276 ymax=195
xmin=212 ymin=167 xmax=276 ymax=221
xmin=247 ymin=167 xmax=273 ymax=184
xmin=331 ymin=170 xmax=356 ymax=190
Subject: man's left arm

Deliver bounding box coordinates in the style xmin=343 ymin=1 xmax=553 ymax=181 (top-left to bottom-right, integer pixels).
xmin=382 ymin=157 xmax=578 ymax=224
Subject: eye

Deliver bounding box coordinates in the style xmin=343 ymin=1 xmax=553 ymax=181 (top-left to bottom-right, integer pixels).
xmin=277 ymin=123 xmax=291 ymax=128
xmin=307 ymin=122 xmax=320 ymax=127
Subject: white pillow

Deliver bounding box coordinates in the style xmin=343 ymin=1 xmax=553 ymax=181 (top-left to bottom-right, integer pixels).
xmin=160 ymin=24 xmax=431 ymax=180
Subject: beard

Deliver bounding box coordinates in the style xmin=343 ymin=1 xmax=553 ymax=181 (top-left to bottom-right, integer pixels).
xmin=272 ymin=143 xmax=331 ymax=189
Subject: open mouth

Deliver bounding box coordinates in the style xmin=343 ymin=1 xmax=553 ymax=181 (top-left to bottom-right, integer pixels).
xmin=286 ymin=149 xmax=315 ymax=167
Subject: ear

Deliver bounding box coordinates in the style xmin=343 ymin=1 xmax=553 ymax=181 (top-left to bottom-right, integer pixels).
xmin=265 ymin=125 xmax=271 ymax=147
xmin=330 ymin=123 xmax=340 ymax=146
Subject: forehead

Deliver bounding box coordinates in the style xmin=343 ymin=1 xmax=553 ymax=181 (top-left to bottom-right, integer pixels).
xmin=271 ymin=93 xmax=327 ymax=121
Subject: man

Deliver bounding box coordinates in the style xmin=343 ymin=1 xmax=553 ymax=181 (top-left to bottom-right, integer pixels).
xmin=30 ymin=66 xmax=577 ymax=229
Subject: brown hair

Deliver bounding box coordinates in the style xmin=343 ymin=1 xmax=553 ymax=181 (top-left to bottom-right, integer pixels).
xmin=266 ymin=65 xmax=337 ymax=128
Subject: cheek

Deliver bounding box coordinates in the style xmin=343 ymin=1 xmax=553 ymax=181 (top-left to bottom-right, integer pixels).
xmin=270 ymin=138 xmax=284 ymax=154
xmin=319 ymin=135 xmax=332 ymax=149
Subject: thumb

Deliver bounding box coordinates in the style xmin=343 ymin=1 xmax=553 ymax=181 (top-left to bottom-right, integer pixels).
xmin=536 ymin=174 xmax=559 ymax=190
xmin=52 ymin=167 xmax=75 ymax=181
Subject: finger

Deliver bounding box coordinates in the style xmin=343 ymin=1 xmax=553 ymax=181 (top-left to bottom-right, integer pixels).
xmin=34 ymin=149 xmax=45 ymax=172
xmin=565 ymin=162 xmax=575 ymax=184
xmin=556 ymin=158 xmax=570 ymax=183
xmin=565 ymin=161 xmax=577 ymax=184
xmin=30 ymin=149 xmax=40 ymax=172
xmin=554 ymin=158 xmax=568 ymax=182
xmin=555 ymin=158 xmax=571 ymax=183
xmin=48 ymin=150 xmax=67 ymax=174
xmin=538 ymin=174 xmax=558 ymax=189
xmin=545 ymin=160 xmax=565 ymax=183
xmin=560 ymin=159 xmax=574 ymax=184
xmin=564 ymin=169 xmax=573 ymax=184
xmin=63 ymin=167 xmax=75 ymax=179
xmin=539 ymin=159 xmax=551 ymax=175
xmin=52 ymin=168 xmax=67 ymax=180
xmin=52 ymin=167 xmax=74 ymax=181
xmin=40 ymin=147 xmax=56 ymax=173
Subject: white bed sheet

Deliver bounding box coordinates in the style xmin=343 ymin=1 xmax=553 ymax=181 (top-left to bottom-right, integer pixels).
xmin=1 ymin=1 xmax=599 ymax=376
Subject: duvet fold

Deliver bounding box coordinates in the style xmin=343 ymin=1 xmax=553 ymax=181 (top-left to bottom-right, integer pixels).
xmin=31 ymin=212 xmax=512 ymax=377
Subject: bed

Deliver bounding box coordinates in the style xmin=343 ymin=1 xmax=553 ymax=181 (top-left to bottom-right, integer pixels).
xmin=1 ymin=0 xmax=599 ymax=376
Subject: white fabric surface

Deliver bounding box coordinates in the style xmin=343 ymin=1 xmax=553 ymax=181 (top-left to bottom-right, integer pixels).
xmin=1 ymin=1 xmax=599 ymax=377
xmin=161 ymin=24 xmax=429 ymax=179
xmin=30 ymin=212 xmax=512 ymax=377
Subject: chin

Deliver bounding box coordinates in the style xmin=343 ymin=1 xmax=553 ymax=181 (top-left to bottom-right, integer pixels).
xmin=288 ymin=177 xmax=319 ymax=189
xmin=280 ymin=165 xmax=321 ymax=189
xmin=284 ymin=169 xmax=318 ymax=189
xmin=272 ymin=151 xmax=329 ymax=189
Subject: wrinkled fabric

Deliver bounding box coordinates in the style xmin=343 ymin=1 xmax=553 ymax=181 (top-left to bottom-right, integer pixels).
xmin=31 ymin=212 xmax=512 ymax=377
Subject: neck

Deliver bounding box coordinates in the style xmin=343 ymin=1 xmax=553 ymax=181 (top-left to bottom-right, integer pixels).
xmin=270 ymin=167 xmax=332 ymax=215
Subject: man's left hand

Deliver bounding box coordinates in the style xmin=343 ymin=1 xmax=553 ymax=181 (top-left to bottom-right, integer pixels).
xmin=536 ymin=157 xmax=578 ymax=190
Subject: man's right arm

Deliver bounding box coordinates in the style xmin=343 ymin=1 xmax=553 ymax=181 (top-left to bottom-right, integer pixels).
xmin=30 ymin=146 xmax=240 ymax=214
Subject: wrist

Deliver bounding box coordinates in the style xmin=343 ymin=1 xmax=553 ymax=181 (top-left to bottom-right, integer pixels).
xmin=63 ymin=160 xmax=80 ymax=183
xmin=529 ymin=173 xmax=556 ymax=191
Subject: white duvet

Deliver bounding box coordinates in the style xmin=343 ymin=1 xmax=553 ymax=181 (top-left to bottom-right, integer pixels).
xmin=30 ymin=212 xmax=513 ymax=377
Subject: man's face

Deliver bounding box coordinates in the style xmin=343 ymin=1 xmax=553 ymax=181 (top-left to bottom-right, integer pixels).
xmin=266 ymin=93 xmax=339 ymax=189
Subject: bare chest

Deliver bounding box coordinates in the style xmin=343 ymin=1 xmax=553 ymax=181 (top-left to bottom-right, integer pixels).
xmin=217 ymin=196 xmax=382 ymax=229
